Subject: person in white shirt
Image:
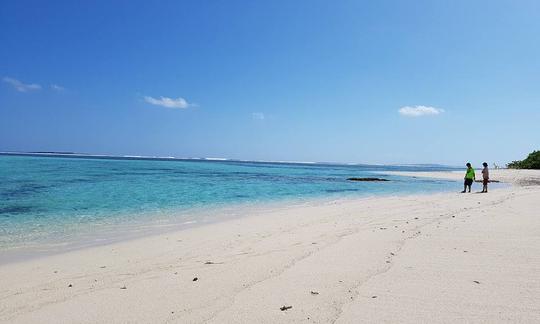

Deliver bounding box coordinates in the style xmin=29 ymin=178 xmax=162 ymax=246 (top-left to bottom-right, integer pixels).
xmin=481 ymin=162 xmax=489 ymax=193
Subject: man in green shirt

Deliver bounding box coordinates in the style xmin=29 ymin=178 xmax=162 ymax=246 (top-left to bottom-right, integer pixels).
xmin=462 ymin=162 xmax=475 ymax=193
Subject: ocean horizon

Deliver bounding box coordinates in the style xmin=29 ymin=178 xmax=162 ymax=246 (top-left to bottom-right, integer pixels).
xmin=1 ymin=153 xmax=468 ymax=261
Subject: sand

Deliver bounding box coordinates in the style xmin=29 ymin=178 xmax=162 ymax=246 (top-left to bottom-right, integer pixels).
xmin=1 ymin=170 xmax=539 ymax=323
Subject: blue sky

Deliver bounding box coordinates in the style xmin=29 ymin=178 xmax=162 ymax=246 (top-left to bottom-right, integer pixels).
xmin=1 ymin=0 xmax=539 ymax=165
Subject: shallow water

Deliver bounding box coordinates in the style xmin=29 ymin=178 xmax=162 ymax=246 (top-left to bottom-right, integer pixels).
xmin=1 ymin=154 xmax=469 ymax=256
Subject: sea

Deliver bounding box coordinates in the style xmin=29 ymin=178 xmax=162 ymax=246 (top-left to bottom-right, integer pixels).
xmin=0 ymin=153 xmax=467 ymax=261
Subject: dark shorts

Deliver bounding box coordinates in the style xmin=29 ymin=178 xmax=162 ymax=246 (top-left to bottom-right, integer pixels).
xmin=464 ymin=178 xmax=474 ymax=186
xmin=483 ymin=179 xmax=489 ymax=186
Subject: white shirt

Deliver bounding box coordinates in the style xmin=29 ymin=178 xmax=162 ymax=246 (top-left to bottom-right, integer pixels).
xmin=482 ymin=167 xmax=489 ymax=179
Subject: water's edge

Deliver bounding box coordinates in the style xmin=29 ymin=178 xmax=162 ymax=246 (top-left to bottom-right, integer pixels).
xmin=1 ymin=185 xmax=469 ymax=265
xmin=1 ymin=154 xmax=475 ymax=264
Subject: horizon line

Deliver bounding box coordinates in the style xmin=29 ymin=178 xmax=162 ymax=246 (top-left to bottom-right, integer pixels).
xmin=0 ymin=151 xmax=462 ymax=168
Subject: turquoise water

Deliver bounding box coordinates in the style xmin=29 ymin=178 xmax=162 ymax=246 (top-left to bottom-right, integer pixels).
xmin=1 ymin=154 xmax=463 ymax=255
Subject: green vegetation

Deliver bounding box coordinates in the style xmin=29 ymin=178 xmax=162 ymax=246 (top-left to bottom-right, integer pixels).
xmin=507 ymin=150 xmax=540 ymax=169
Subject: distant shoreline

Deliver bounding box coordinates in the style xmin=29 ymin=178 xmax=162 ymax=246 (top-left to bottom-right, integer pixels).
xmin=381 ymin=169 xmax=540 ymax=186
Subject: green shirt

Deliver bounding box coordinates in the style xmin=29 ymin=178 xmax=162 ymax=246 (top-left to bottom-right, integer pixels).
xmin=465 ymin=167 xmax=475 ymax=179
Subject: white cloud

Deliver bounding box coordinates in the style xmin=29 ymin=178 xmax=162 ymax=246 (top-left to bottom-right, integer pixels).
xmin=50 ymin=84 xmax=65 ymax=91
xmin=144 ymin=96 xmax=194 ymax=109
xmin=398 ymin=105 xmax=444 ymax=117
xmin=2 ymin=77 xmax=42 ymax=92
xmin=252 ymin=112 xmax=265 ymax=120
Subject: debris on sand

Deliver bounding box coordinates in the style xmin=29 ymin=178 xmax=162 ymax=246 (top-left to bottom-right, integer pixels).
xmin=120 ymin=286 xmax=127 ymax=289
xmin=473 ymin=280 xmax=480 ymax=284
xmin=192 ymin=277 xmax=198 ymax=281
xmin=310 ymin=291 xmax=319 ymax=295
xmin=371 ymin=295 xmax=377 ymax=298
xmin=68 ymin=284 xmax=73 ymax=288
xmin=280 ymin=305 xmax=293 ymax=311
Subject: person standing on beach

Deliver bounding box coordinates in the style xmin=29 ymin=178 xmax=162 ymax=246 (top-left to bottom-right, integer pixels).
xmin=481 ymin=162 xmax=489 ymax=193
xmin=462 ymin=163 xmax=475 ymax=193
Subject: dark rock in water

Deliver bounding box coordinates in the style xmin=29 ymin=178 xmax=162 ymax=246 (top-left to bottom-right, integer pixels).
xmin=0 ymin=205 xmax=36 ymax=215
xmin=347 ymin=177 xmax=390 ymax=182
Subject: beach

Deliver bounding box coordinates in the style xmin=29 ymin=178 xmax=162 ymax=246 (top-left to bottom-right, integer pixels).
xmin=1 ymin=170 xmax=540 ymax=323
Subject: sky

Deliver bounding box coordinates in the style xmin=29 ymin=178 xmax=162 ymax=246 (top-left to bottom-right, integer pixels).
xmin=1 ymin=0 xmax=539 ymax=166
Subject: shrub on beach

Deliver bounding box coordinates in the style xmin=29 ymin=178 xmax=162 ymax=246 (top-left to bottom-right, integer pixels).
xmin=507 ymin=150 xmax=540 ymax=169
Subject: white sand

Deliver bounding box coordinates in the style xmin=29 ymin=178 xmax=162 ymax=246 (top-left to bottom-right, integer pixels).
xmin=1 ymin=170 xmax=539 ymax=323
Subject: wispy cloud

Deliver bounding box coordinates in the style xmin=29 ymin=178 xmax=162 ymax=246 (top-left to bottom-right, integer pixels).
xmin=144 ymin=96 xmax=195 ymax=109
xmin=252 ymin=112 xmax=265 ymax=120
xmin=2 ymin=77 xmax=42 ymax=92
xmin=398 ymin=105 xmax=444 ymax=117
xmin=50 ymin=84 xmax=65 ymax=91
